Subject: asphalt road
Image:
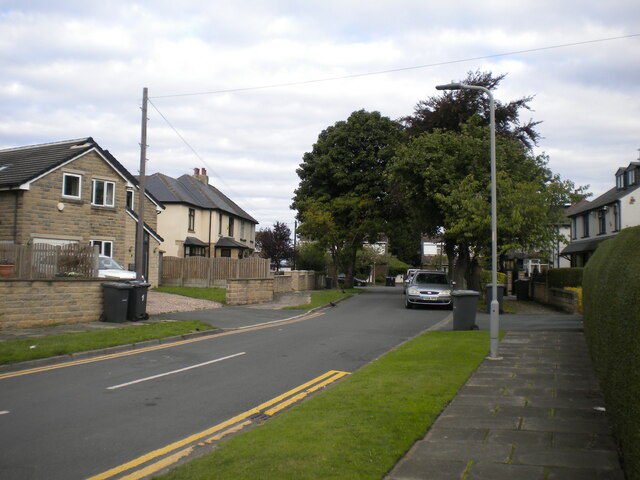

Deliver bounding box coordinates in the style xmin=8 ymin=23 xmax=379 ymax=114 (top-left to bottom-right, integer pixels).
xmin=0 ymin=286 xmax=450 ymax=480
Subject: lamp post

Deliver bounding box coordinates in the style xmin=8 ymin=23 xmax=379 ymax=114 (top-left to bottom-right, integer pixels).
xmin=435 ymin=82 xmax=501 ymax=359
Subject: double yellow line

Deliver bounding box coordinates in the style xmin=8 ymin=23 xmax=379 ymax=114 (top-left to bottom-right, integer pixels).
xmin=87 ymin=370 xmax=350 ymax=480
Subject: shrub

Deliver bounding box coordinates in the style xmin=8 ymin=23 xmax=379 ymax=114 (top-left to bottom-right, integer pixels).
xmin=547 ymin=267 xmax=583 ymax=288
xmin=583 ymin=226 xmax=640 ymax=479
xmin=479 ymin=270 xmax=507 ymax=286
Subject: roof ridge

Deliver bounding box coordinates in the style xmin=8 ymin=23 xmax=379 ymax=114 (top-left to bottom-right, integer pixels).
xmin=0 ymin=137 xmax=92 ymax=153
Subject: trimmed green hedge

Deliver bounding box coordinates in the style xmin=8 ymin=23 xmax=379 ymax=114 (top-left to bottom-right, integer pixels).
xmin=547 ymin=267 xmax=583 ymax=288
xmin=583 ymin=226 xmax=640 ymax=480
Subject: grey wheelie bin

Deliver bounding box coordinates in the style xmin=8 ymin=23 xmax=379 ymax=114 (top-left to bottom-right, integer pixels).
xmin=102 ymin=282 xmax=133 ymax=322
xmin=452 ymin=290 xmax=480 ymax=331
xmin=127 ymin=280 xmax=150 ymax=321
xmin=485 ymin=283 xmax=506 ymax=313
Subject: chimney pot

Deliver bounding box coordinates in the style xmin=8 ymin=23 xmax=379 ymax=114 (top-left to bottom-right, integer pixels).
xmin=194 ymin=168 xmax=200 ymax=175
xmin=202 ymin=168 xmax=207 ymax=175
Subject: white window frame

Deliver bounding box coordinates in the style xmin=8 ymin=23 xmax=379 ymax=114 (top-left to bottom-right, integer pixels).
xmin=91 ymin=240 xmax=113 ymax=257
xmin=92 ymin=179 xmax=115 ymax=207
xmin=62 ymin=173 xmax=82 ymax=199
xmin=126 ymin=189 xmax=134 ymax=210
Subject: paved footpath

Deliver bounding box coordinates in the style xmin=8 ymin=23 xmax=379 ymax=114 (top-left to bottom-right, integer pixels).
xmin=385 ymin=331 xmax=625 ymax=480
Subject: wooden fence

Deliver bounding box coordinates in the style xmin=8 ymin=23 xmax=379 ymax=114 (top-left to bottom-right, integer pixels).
xmin=161 ymin=256 xmax=271 ymax=287
xmin=0 ymin=243 xmax=98 ymax=279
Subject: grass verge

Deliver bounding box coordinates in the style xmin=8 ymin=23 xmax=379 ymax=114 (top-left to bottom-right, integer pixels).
xmin=0 ymin=320 xmax=214 ymax=365
xmin=156 ymin=330 xmax=491 ymax=480
xmin=283 ymin=288 xmax=364 ymax=310
xmin=153 ymin=286 xmax=226 ymax=304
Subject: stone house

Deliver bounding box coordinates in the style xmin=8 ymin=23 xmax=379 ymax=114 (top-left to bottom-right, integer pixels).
xmin=0 ymin=138 xmax=164 ymax=285
xmin=145 ymin=168 xmax=258 ymax=259
xmin=562 ymin=159 xmax=640 ymax=266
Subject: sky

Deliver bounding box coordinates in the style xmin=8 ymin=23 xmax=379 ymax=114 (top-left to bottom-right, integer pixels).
xmin=1 ymin=1 xmax=639 ymax=232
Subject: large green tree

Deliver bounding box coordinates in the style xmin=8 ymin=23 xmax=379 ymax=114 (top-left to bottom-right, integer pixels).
xmin=291 ymin=110 xmax=404 ymax=287
xmin=390 ymin=117 xmax=585 ymax=289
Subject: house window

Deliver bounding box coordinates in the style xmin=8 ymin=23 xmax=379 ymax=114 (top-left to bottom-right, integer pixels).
xmin=219 ymin=214 xmax=223 ymax=237
xmin=188 ymin=208 xmax=196 ymax=232
xmin=92 ymin=179 xmax=115 ymax=207
xmin=229 ymin=217 xmax=234 ymax=237
xmin=62 ymin=173 xmax=82 ymax=199
xmin=220 ymin=248 xmax=231 ymax=258
xmin=627 ymin=169 xmax=636 ymax=187
xmin=571 ymin=218 xmax=577 ymax=240
xmin=240 ymin=220 xmax=245 ymax=240
xmin=126 ymin=190 xmax=134 ymax=209
xmin=613 ymin=204 xmax=620 ymax=232
xmin=598 ymin=209 xmax=607 ymax=235
xmin=617 ymin=174 xmax=624 ymax=190
xmin=91 ymin=240 xmax=113 ymax=257
xmin=582 ymin=214 xmax=589 ymax=238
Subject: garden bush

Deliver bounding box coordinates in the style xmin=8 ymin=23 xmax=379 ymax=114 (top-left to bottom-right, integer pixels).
xmin=583 ymin=226 xmax=640 ymax=479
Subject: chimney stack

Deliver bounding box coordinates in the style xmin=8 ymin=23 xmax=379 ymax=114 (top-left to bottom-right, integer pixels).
xmin=193 ymin=167 xmax=209 ymax=185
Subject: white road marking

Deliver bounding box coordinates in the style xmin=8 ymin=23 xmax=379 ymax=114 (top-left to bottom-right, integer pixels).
xmin=0 ymin=410 xmax=9 ymax=415
xmin=106 ymin=352 xmax=246 ymax=390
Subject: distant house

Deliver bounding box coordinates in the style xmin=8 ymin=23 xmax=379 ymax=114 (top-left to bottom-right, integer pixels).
xmin=145 ymin=168 xmax=258 ymax=258
xmin=562 ymin=160 xmax=640 ymax=266
xmin=0 ymin=138 xmax=164 ymax=284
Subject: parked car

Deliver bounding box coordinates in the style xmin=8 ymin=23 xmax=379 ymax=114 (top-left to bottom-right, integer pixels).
xmin=405 ymin=270 xmax=453 ymax=309
xmin=98 ymin=255 xmax=137 ymax=280
xmin=403 ymin=268 xmax=419 ymax=293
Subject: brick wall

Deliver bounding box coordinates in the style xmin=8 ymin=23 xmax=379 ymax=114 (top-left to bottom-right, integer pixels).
xmin=226 ymin=278 xmax=274 ymax=305
xmin=0 ymin=279 xmax=104 ymax=329
xmin=531 ymin=282 xmax=579 ymax=313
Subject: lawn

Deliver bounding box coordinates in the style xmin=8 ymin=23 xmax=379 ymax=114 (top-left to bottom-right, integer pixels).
xmin=153 ymin=286 xmax=226 ymax=303
xmin=156 ymin=330 xmax=491 ymax=480
xmin=0 ymin=320 xmax=214 ymax=365
xmin=283 ymin=288 xmax=363 ymax=310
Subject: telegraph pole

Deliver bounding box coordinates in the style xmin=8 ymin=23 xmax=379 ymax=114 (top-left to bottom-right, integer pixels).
xmin=135 ymin=87 xmax=148 ymax=280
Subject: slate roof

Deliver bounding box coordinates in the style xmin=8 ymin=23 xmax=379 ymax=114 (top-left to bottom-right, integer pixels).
xmin=145 ymin=172 xmax=258 ymax=224
xmin=0 ymin=137 xmax=163 ymax=208
xmin=0 ymin=138 xmax=96 ymax=188
xmin=568 ymin=183 xmax=640 ymax=216
xmin=215 ymin=237 xmax=252 ymax=249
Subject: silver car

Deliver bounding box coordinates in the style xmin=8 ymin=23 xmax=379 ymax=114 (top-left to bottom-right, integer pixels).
xmin=405 ymin=270 xmax=453 ymax=309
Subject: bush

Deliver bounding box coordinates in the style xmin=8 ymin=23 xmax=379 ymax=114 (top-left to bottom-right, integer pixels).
xmin=547 ymin=267 xmax=583 ymax=288
xmin=296 ymin=242 xmax=330 ymax=273
xmin=583 ymin=226 xmax=640 ymax=479
xmin=479 ymin=270 xmax=507 ymax=286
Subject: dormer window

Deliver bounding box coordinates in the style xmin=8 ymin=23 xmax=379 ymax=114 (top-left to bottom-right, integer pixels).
xmin=616 ymin=173 xmax=625 ymax=190
xmin=626 ymin=168 xmax=635 ymax=187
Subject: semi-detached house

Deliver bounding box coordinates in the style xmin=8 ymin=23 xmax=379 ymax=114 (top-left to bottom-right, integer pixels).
xmin=562 ymin=159 xmax=640 ymax=266
xmin=145 ymin=168 xmax=258 ymax=259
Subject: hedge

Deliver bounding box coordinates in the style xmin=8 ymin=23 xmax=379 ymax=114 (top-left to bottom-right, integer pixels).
xmin=583 ymin=226 xmax=640 ymax=480
xmin=547 ymin=267 xmax=583 ymax=288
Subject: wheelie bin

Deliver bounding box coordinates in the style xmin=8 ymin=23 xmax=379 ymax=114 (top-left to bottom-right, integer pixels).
xmin=452 ymin=290 xmax=480 ymax=331
xmin=127 ymin=280 xmax=150 ymax=321
xmin=102 ymin=282 xmax=133 ymax=322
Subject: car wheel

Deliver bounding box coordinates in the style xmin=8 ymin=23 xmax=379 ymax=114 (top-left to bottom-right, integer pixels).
xmin=405 ymin=299 xmax=413 ymax=309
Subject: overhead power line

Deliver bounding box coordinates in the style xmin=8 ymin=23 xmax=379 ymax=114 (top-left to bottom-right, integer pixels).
xmin=150 ymin=33 xmax=640 ymax=99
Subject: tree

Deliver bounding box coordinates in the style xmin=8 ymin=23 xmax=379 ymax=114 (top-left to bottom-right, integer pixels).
xmin=255 ymin=221 xmax=292 ymax=271
xmin=401 ymin=70 xmax=541 ymax=149
xmin=390 ymin=118 xmax=586 ymax=289
xmin=291 ymin=110 xmax=404 ymax=287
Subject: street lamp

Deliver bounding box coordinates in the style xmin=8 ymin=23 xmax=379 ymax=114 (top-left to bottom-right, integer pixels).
xmin=435 ymin=82 xmax=501 ymax=360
